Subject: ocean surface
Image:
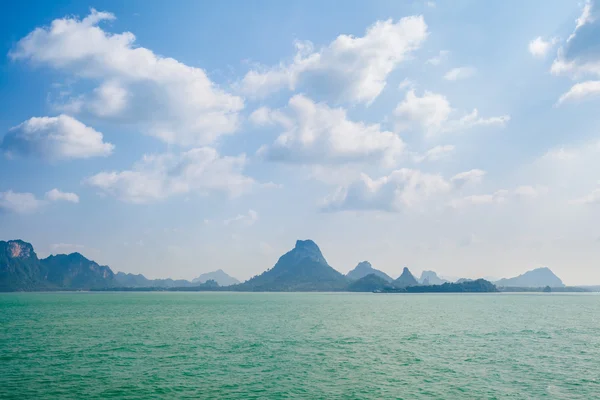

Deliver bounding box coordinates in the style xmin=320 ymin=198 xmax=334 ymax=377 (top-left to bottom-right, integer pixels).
xmin=1 ymin=292 xmax=599 ymax=399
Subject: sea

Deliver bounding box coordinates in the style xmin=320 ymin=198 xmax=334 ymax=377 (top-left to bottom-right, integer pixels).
xmin=1 ymin=292 xmax=599 ymax=399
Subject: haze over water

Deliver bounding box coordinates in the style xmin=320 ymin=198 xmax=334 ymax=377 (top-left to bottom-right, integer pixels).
xmin=2 ymin=292 xmax=599 ymax=399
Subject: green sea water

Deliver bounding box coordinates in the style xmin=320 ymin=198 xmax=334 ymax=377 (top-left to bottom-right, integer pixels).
xmin=1 ymin=292 xmax=599 ymax=399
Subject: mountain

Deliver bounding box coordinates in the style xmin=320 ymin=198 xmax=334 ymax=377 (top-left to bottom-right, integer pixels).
xmin=192 ymin=269 xmax=240 ymax=286
xmin=41 ymin=253 xmax=115 ymax=289
xmin=114 ymin=272 xmax=153 ymax=287
xmin=347 ymin=273 xmax=394 ymax=292
xmin=114 ymin=272 xmax=195 ymax=288
xmin=346 ymin=261 xmax=393 ymax=282
xmin=394 ymin=267 xmax=419 ymax=288
xmin=236 ymin=240 xmax=348 ymax=291
xmin=418 ymin=270 xmax=448 ymax=285
xmin=1 ymin=240 xmax=116 ymax=291
xmin=495 ymin=267 xmax=565 ymax=288
xmin=0 ymin=240 xmax=46 ymax=291
xmin=455 ymin=278 xmax=473 ymax=284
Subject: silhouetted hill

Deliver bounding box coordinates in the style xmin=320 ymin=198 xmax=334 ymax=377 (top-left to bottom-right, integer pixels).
xmin=418 ymin=270 xmax=448 ymax=285
xmin=235 ymin=240 xmax=348 ymax=291
xmin=455 ymin=278 xmax=473 ymax=284
xmin=394 ymin=267 xmax=419 ymax=288
xmin=41 ymin=253 xmax=115 ymax=289
xmin=193 ymin=269 xmax=240 ymax=286
xmin=347 ymin=273 xmax=394 ymax=292
xmin=495 ymin=267 xmax=565 ymax=288
xmin=346 ymin=261 xmax=393 ymax=282
xmin=114 ymin=272 xmax=194 ymax=288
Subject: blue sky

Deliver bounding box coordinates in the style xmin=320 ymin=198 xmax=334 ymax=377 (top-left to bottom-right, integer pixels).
xmin=1 ymin=0 xmax=600 ymax=284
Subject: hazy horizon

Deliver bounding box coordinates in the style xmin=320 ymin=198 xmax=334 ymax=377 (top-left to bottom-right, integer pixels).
xmin=2 ymin=1 xmax=600 ymax=286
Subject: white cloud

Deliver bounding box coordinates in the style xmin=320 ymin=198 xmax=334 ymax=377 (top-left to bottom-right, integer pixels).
xmin=557 ymin=80 xmax=600 ymax=104
xmin=10 ymin=9 xmax=244 ymax=146
xmin=1 ymin=115 xmax=113 ymax=160
xmin=0 ymin=191 xmax=45 ymax=214
xmin=322 ymin=168 xmax=482 ymax=212
xmin=395 ymin=90 xmax=452 ymax=132
xmin=444 ymin=66 xmax=476 ymax=81
xmin=444 ymin=109 xmax=511 ymax=132
xmin=254 ymin=94 xmax=405 ymax=165
xmin=450 ymin=169 xmax=486 ymax=186
xmin=51 ymin=243 xmax=85 ymax=251
xmin=412 ymin=144 xmax=455 ymax=162
xmin=528 ymin=36 xmax=558 ymax=58
xmin=238 ymin=16 xmax=428 ymax=104
xmin=450 ymin=186 xmax=546 ymax=208
xmin=571 ymin=188 xmax=600 ymax=205
xmin=514 ymin=185 xmax=547 ymax=199
xmin=224 ymin=209 xmax=259 ymax=226
xmin=426 ymin=50 xmax=449 ymax=65
xmin=550 ymin=1 xmax=600 ymax=77
xmin=45 ymin=189 xmax=80 ymax=203
xmin=575 ymin=0 xmax=594 ymax=31
xmin=86 ymin=147 xmax=255 ymax=203
xmin=398 ymin=78 xmax=416 ymax=90
xmin=394 ymin=90 xmax=509 ymax=136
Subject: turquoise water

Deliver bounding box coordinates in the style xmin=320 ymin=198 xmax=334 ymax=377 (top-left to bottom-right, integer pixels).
xmin=1 ymin=292 xmax=599 ymax=399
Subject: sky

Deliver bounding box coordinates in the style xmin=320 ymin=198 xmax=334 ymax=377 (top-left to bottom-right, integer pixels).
xmin=1 ymin=0 xmax=600 ymax=285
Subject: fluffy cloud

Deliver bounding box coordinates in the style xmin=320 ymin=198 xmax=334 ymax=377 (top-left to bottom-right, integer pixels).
xmin=1 ymin=115 xmax=113 ymax=160
xmin=551 ymin=2 xmax=600 ymax=77
xmin=253 ymin=94 xmax=405 ymax=165
xmin=394 ymin=90 xmax=509 ymax=136
xmin=0 ymin=191 xmax=45 ymax=214
xmin=239 ymin=17 xmax=428 ymax=104
xmin=557 ymin=80 xmax=600 ymax=104
xmin=45 ymin=189 xmax=79 ymax=203
xmin=443 ymin=66 xmax=476 ymax=81
xmin=224 ymin=209 xmax=259 ymax=226
xmin=86 ymin=147 xmax=255 ymax=203
xmin=322 ymin=168 xmax=482 ymax=212
xmin=528 ymin=36 xmax=558 ymax=58
xmin=550 ymin=2 xmax=600 ymax=104
xmin=10 ymin=10 xmax=243 ymax=146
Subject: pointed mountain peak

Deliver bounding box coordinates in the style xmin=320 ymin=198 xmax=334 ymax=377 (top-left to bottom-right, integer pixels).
xmin=295 ymin=239 xmax=320 ymax=251
xmin=356 ymin=261 xmax=372 ymax=269
xmin=395 ymin=267 xmax=419 ymax=288
xmin=347 ymin=261 xmax=393 ymax=283
xmin=419 ymin=270 xmax=447 ymax=285
xmin=292 ymin=239 xmax=326 ymax=262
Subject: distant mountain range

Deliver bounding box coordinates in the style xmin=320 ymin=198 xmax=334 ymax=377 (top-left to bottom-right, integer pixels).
xmin=0 ymin=239 xmax=235 ymax=291
xmin=418 ymin=271 xmax=448 ymax=285
xmin=0 ymin=238 xmax=581 ymax=292
xmin=346 ymin=261 xmax=393 ymax=282
xmin=193 ymin=269 xmax=240 ymax=286
xmin=494 ymin=267 xmax=565 ymax=288
xmin=114 ymin=272 xmax=196 ymax=288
